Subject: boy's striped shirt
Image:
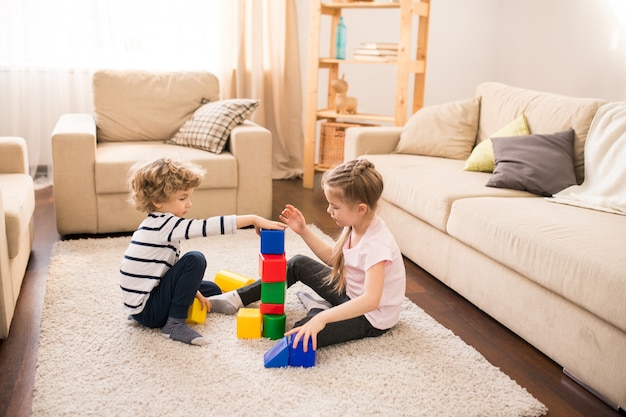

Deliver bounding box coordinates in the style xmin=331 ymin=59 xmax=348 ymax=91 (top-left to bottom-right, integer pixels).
xmin=120 ymin=213 xmax=237 ymax=314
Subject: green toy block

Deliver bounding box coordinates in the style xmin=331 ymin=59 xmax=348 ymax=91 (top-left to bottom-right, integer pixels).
xmin=263 ymin=314 xmax=286 ymax=340
xmin=236 ymin=308 xmax=262 ymax=339
xmin=261 ymin=281 xmax=286 ymax=304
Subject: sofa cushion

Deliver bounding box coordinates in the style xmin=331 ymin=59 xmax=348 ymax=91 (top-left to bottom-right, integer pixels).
xmin=486 ymin=129 xmax=577 ymax=197
xmin=93 ymin=70 xmax=220 ymax=142
xmin=365 ymin=154 xmax=533 ymax=232
xmin=475 ymin=82 xmax=606 ymax=183
xmin=167 ymin=99 xmax=259 ymax=154
xmin=464 ymin=114 xmax=530 ymax=172
xmin=447 ymin=197 xmax=626 ymax=333
xmin=94 ymin=142 xmax=238 ymax=195
xmin=0 ymin=174 xmax=35 ymax=259
xmin=395 ymin=97 xmax=480 ymax=160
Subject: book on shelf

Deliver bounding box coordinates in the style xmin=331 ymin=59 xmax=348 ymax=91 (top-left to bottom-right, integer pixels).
xmin=358 ymin=42 xmax=399 ymax=51
xmin=353 ymin=48 xmax=398 ymax=57
xmin=353 ymin=54 xmax=398 ymax=63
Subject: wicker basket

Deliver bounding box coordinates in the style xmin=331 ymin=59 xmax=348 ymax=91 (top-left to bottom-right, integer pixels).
xmin=318 ymin=121 xmax=378 ymax=169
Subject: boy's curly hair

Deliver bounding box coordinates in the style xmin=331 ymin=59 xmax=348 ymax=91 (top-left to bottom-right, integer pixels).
xmin=128 ymin=158 xmax=206 ymax=213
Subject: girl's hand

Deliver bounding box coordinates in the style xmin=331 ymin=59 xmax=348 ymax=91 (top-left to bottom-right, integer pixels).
xmin=279 ymin=204 xmax=307 ymax=235
xmin=196 ymin=292 xmax=211 ymax=312
xmin=284 ymin=314 xmax=327 ymax=352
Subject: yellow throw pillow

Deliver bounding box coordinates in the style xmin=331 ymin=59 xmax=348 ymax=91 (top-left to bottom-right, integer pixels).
xmin=464 ymin=114 xmax=530 ymax=172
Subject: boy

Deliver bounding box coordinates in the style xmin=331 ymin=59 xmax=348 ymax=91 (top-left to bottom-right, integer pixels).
xmin=120 ymin=158 xmax=285 ymax=346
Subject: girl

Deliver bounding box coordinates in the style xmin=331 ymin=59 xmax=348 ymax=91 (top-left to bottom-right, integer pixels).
xmin=209 ymin=158 xmax=406 ymax=351
xmin=120 ymin=158 xmax=286 ymax=346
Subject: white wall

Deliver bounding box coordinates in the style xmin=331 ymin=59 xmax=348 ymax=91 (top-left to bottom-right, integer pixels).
xmin=295 ymin=0 xmax=626 ymax=120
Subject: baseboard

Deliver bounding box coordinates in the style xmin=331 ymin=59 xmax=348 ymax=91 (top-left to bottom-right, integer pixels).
xmin=563 ymin=368 xmax=624 ymax=414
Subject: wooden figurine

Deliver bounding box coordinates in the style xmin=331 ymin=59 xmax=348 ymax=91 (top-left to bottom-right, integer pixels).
xmin=331 ymin=74 xmax=358 ymax=114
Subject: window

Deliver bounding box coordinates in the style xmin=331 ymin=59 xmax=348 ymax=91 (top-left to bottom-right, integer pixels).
xmin=0 ymin=0 xmax=223 ymax=71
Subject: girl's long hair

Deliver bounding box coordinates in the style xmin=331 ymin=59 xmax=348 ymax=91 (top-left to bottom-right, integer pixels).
xmin=322 ymin=159 xmax=383 ymax=294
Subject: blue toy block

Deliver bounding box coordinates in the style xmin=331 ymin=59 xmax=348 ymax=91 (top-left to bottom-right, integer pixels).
xmin=288 ymin=334 xmax=316 ymax=367
xmin=260 ymin=229 xmax=285 ymax=255
xmin=264 ymin=336 xmax=290 ymax=368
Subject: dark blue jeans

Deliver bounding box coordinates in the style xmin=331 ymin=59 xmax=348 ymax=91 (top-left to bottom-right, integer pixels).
xmin=237 ymin=254 xmax=386 ymax=348
xmin=133 ymin=251 xmax=222 ymax=328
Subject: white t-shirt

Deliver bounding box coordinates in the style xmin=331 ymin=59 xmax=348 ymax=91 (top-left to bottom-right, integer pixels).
xmin=343 ymin=216 xmax=406 ymax=329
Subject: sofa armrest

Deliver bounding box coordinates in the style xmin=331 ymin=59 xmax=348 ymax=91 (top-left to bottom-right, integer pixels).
xmin=227 ymin=120 xmax=272 ymax=219
xmin=0 ymin=189 xmax=13 ymax=338
xmin=51 ymin=114 xmax=99 ymax=235
xmin=344 ymin=127 xmax=403 ymax=161
xmin=0 ymin=137 xmax=28 ymax=175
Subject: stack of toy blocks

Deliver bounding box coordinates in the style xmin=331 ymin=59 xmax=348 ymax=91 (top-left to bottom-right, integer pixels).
xmin=258 ymin=229 xmax=287 ymax=340
xmin=235 ymin=229 xmax=287 ymax=340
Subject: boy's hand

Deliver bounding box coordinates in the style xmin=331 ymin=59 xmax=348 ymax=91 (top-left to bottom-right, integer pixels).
xmin=196 ymin=292 xmax=211 ymax=312
xmin=253 ymin=215 xmax=287 ymax=235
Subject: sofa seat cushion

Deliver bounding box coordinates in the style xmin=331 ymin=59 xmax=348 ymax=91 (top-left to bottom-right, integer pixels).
xmin=447 ymin=197 xmax=626 ymax=332
xmin=95 ymin=142 xmax=237 ymax=194
xmin=0 ymin=174 xmax=35 ymax=259
xmin=365 ymin=154 xmax=532 ymax=231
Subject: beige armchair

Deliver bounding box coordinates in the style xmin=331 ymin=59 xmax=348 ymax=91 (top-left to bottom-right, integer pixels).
xmin=51 ymin=70 xmax=273 ymax=236
xmin=0 ymin=137 xmax=35 ymax=339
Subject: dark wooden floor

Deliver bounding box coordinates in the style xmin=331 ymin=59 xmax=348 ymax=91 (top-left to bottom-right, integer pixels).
xmin=0 ymin=178 xmax=622 ymax=417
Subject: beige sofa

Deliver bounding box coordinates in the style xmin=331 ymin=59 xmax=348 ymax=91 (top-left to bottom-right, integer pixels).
xmin=0 ymin=137 xmax=35 ymax=339
xmin=345 ymin=82 xmax=626 ymax=411
xmin=52 ymin=70 xmax=273 ymax=236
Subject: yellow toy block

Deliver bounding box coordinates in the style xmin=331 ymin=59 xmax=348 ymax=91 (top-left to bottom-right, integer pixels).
xmin=214 ymin=270 xmax=256 ymax=292
xmin=236 ymin=308 xmax=262 ymax=339
xmin=186 ymin=298 xmax=207 ymax=324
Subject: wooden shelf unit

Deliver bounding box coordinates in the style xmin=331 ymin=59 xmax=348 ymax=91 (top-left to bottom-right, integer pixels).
xmin=302 ymin=0 xmax=431 ymax=188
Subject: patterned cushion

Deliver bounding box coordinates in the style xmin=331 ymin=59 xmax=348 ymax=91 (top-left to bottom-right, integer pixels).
xmin=168 ymin=99 xmax=260 ymax=154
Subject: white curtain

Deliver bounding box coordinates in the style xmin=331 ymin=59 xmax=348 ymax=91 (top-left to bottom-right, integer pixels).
xmin=0 ymin=0 xmax=302 ymax=187
xmin=220 ymin=0 xmax=304 ymax=179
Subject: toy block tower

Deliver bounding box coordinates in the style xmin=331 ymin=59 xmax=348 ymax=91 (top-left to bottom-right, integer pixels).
xmin=259 ymin=229 xmax=287 ymax=340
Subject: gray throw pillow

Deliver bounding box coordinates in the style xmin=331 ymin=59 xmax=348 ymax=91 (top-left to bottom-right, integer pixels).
xmin=486 ymin=129 xmax=577 ymax=197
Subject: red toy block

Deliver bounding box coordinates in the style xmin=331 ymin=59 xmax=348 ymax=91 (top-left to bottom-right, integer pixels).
xmin=260 ymin=302 xmax=284 ymax=315
xmin=258 ymin=253 xmax=287 ymax=282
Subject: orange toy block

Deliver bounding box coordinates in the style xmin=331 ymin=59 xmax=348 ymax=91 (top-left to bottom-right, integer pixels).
xmin=214 ymin=270 xmax=256 ymax=292
xmin=236 ymin=308 xmax=262 ymax=338
xmin=258 ymin=253 xmax=287 ymax=282
xmin=186 ymin=298 xmax=207 ymax=324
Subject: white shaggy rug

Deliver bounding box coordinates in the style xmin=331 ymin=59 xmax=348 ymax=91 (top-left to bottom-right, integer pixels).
xmin=33 ymin=226 xmax=547 ymax=417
